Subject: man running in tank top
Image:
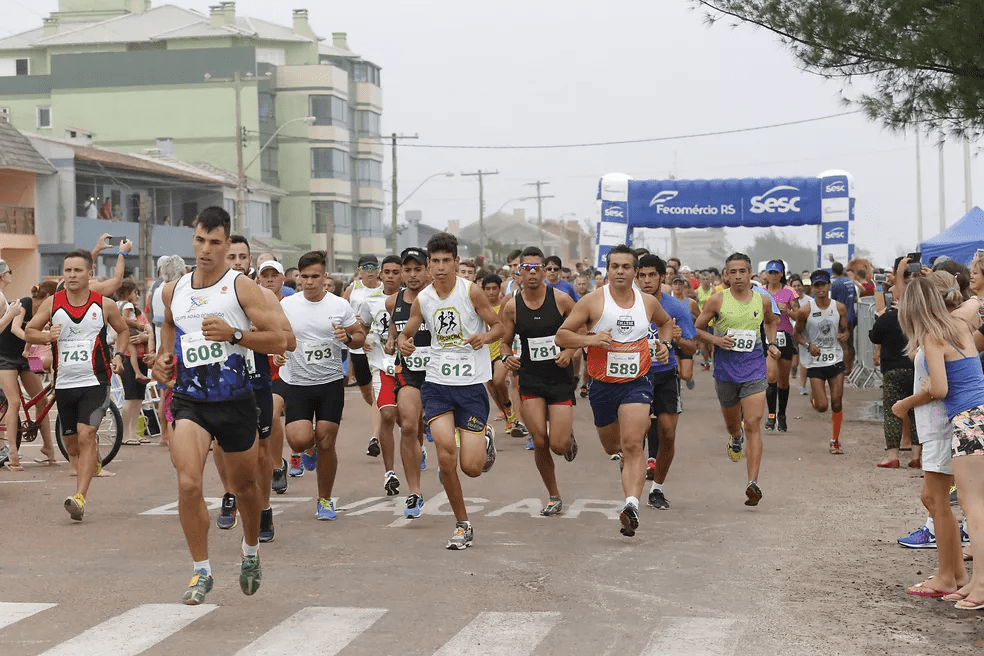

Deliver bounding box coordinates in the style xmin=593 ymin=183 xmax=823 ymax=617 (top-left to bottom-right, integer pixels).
xmin=397 ymin=232 xmax=503 ymax=549
xmin=763 ymin=260 xmax=800 ymax=432
xmin=360 ymin=255 xmax=404 ymax=497
xmin=500 ymin=246 xmax=579 ymax=517
xmin=279 ymin=250 xmax=366 ymax=522
xmin=670 ymin=273 xmax=699 ymax=389
xmin=556 ymin=245 xmax=672 ymax=537
xmin=696 ymin=271 xmax=716 ymax=371
xmin=151 ymin=207 xmax=287 ymax=605
xmin=794 ymin=270 xmax=849 ymax=454
xmin=26 ymin=249 xmax=129 ymax=520
xmin=386 ymin=247 xmax=432 ymax=519
xmin=694 ymin=252 xmax=781 ymax=506
xmin=344 ymin=255 xmax=384 ymax=458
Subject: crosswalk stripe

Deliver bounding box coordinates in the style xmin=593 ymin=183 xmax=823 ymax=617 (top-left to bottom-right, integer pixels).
xmin=38 ymin=603 xmax=217 ymax=656
xmin=433 ymin=611 xmax=560 ymax=656
xmin=0 ymin=602 xmax=56 ymax=630
xmin=640 ymin=617 xmax=743 ymax=656
xmin=236 ymin=607 xmax=386 ymax=656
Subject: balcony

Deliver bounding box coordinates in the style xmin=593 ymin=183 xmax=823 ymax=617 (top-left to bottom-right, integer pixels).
xmin=0 ymin=205 xmax=35 ymax=234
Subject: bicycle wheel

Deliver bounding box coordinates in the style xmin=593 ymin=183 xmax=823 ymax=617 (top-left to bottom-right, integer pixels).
xmin=56 ymin=401 xmax=124 ymax=468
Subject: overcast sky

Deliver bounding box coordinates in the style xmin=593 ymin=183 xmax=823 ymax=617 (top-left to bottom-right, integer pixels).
xmin=8 ymin=0 xmax=982 ymax=267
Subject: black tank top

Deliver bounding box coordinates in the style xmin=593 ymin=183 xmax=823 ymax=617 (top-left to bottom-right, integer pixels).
xmin=516 ymin=286 xmax=574 ymax=384
xmin=392 ymin=288 xmax=431 ymax=368
xmin=0 ymin=296 xmax=31 ymax=358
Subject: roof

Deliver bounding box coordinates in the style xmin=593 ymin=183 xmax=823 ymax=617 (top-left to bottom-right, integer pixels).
xmin=459 ymin=211 xmax=562 ymax=245
xmin=920 ymin=206 xmax=984 ymax=265
xmin=191 ymin=160 xmax=287 ymax=197
xmin=0 ymin=119 xmax=56 ymax=175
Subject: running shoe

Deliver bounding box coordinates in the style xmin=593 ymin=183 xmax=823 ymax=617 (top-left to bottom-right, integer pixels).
xmin=701 ymin=362 xmax=711 ymax=371
xmin=829 ymin=439 xmax=843 ymax=455
xmin=648 ymin=489 xmax=669 ymax=510
xmin=64 ymin=493 xmax=85 ymax=521
xmin=611 ymin=451 xmax=624 ymax=473
xmin=425 ymin=426 xmax=433 ymax=442
xmin=446 ymin=521 xmax=473 ymax=550
xmin=505 ymin=408 xmax=517 ymax=426
xmin=316 ymin=497 xmax=336 ymax=521
xmin=301 ymin=447 xmax=318 ymax=471
xmin=525 ymin=436 xmax=534 ymax=450
xmin=897 ymin=525 xmax=936 ymax=549
xmin=420 ymin=446 xmax=427 ymax=471
xmin=272 ymin=458 xmax=289 ymax=495
xmin=540 ymin=496 xmax=563 ymax=516
xmin=505 ymin=418 xmax=515 ymax=434
xmin=744 ymin=481 xmax=763 ymax=506
xmin=685 ymin=379 xmax=695 ymax=390
xmin=182 ymin=569 xmax=213 ymax=605
xmin=404 ymin=493 xmax=424 ymax=519
xmin=727 ymin=432 xmax=744 ymax=462
xmin=646 ymin=457 xmax=656 ymax=481
xmin=483 ymin=425 xmax=496 ymax=472
xmin=619 ymin=503 xmax=639 ymax=537
xmin=288 ymin=454 xmax=303 ymax=477
xmin=800 ymin=385 xmax=809 ymax=396
xmin=495 ymin=411 xmax=506 ymax=422
xmin=580 ymin=384 xmax=588 ymax=398
xmin=239 ymin=553 xmax=261 ymax=596
xmin=384 ymin=470 xmax=401 ymax=496
xmin=259 ymin=507 xmax=275 ymax=543
xmin=776 ymin=415 xmax=788 ymax=432
xmin=962 ymin=524 xmax=970 ymax=544
xmin=366 ymin=436 xmax=381 ymax=457
xmin=0 ymin=445 xmax=9 ymax=466
xmin=791 ymin=366 xmax=798 ymax=377
xmin=565 ymin=434 xmax=578 ymax=462
xmin=950 ymin=485 xmax=959 ymax=506
xmin=217 ymin=493 xmax=238 ymax=529
xmin=765 ymin=414 xmax=776 ymax=431
xmin=510 ymin=421 xmax=529 ymax=438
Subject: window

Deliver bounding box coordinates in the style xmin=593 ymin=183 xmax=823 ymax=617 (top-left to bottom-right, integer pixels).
xmin=352 ymin=62 xmax=381 ymax=86
xmin=36 ymin=106 xmax=51 ymax=129
xmin=311 ymin=148 xmax=347 ymax=179
xmin=314 ymin=201 xmax=351 ymax=233
xmin=356 ymin=159 xmax=383 ymax=188
xmin=309 ymin=95 xmax=347 ymax=127
xmin=258 ymin=92 xmax=276 ymax=123
xmin=356 ymin=110 xmax=381 ymax=137
xmin=16 ymin=58 xmax=28 ymax=76
xmin=356 ymin=207 xmax=383 ymax=237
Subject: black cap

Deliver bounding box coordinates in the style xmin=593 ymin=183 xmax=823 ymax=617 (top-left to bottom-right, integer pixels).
xmin=401 ymin=247 xmax=427 ymax=265
xmin=810 ymin=270 xmax=832 ymax=285
xmin=358 ymin=254 xmax=379 ymax=267
xmin=671 ymin=274 xmax=686 ymax=283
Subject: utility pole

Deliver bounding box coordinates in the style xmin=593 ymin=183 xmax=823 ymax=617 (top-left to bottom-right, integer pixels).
xmin=389 ymin=133 xmax=418 ymax=254
xmin=521 ymin=181 xmax=554 ymax=254
xmin=233 ymin=72 xmax=246 ymax=237
xmin=462 ymin=169 xmax=499 ymax=258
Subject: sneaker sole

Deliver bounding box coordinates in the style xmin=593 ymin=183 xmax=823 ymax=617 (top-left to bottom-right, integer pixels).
xmin=619 ymin=510 xmax=638 ymax=537
xmin=898 ymin=541 xmax=936 ymax=549
xmin=288 ymin=470 xmax=304 ymax=477
xmin=240 ymin=571 xmax=261 ymax=595
xmin=64 ymin=498 xmax=84 ymax=521
xmin=565 ymin=439 xmax=578 ymax=463
xmin=367 ymin=443 xmax=381 ymax=457
xmin=385 ymin=479 xmax=400 ymax=496
xmin=744 ymin=486 xmax=763 ymax=506
xmin=540 ymin=503 xmax=563 ymax=516
xmin=446 ymin=541 xmax=472 ymax=550
xmin=216 ymin=513 xmax=238 ymax=530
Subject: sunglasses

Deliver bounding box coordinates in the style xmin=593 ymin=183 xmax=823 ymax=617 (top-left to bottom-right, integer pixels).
xmin=359 ymin=264 xmax=378 ymax=271
xmin=545 ymin=266 xmax=560 ymax=272
xmin=519 ymin=263 xmax=543 ymax=272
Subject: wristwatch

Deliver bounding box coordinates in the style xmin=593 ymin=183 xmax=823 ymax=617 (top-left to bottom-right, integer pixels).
xmin=231 ymin=329 xmax=243 ymax=345
xmin=500 ymin=354 xmax=511 ymax=362
xmin=343 ymin=332 xmax=352 ymax=345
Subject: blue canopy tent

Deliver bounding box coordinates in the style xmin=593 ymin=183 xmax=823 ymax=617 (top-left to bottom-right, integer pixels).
xmin=920 ymin=206 xmax=984 ymax=264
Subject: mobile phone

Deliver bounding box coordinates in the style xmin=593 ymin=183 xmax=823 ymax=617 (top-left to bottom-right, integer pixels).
xmin=873 ymin=273 xmax=887 ymax=284
xmin=884 ymin=291 xmax=894 ymax=307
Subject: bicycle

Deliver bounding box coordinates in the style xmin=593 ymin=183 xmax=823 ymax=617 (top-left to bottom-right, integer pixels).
xmin=0 ymin=379 xmax=123 ymax=468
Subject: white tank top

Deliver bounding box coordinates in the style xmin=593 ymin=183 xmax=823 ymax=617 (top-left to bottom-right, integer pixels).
xmin=585 ymin=285 xmax=652 ymax=382
xmin=593 ymin=285 xmax=650 ymax=342
xmin=418 ymin=278 xmax=492 ymax=386
xmin=51 ymin=290 xmax=112 ymax=390
xmin=360 ymin=293 xmax=396 ymax=376
xmin=347 ymin=280 xmax=383 ymax=355
xmin=281 ymin=291 xmax=357 ymax=386
xmin=170 ymin=269 xmax=252 ymax=401
xmin=802 ymin=299 xmax=844 ymax=368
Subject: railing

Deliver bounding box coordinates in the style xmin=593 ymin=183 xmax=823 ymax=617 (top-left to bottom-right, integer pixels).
xmin=0 ymin=205 xmax=34 ymax=234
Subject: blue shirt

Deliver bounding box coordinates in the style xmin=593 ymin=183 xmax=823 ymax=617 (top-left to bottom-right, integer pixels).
xmin=548 ymin=279 xmax=579 ymax=302
xmin=648 ymin=293 xmax=697 ymax=374
xmin=752 ymin=285 xmax=781 ymax=316
xmin=281 ymin=285 xmax=296 ymax=297
xmin=829 ymin=276 xmax=857 ymax=326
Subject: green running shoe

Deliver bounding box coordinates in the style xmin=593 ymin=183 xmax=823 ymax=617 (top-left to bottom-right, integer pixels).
xmin=182 ymin=569 xmax=213 ymax=605
xmin=240 ymin=554 xmax=261 ymax=596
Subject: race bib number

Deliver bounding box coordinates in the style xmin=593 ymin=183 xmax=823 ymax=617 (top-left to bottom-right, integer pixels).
xmin=244 ymin=350 xmax=256 ymax=376
xmin=303 ymin=340 xmax=335 ymax=364
xmin=606 ymin=351 xmax=640 ymax=379
xmin=816 ymin=348 xmax=838 ymax=363
xmin=436 ymin=351 xmax=475 ymax=380
xmin=180 ymin=332 xmax=228 ymax=367
xmin=58 ymin=340 xmax=90 ymax=365
xmin=404 ymin=347 xmax=430 ymax=371
xmin=775 ymin=331 xmax=787 ymax=347
xmin=528 ymin=336 xmax=560 ymax=362
xmin=648 ymin=339 xmax=663 ymax=361
xmin=727 ymin=329 xmax=757 ymax=353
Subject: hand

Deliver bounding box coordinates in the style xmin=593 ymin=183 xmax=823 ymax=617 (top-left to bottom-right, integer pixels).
xmin=591 ymin=329 xmax=613 ymax=348
xmin=119 ymin=237 xmax=133 ymax=254
xmin=142 ymin=351 xmax=156 ymax=365
xmin=920 ymin=379 xmax=932 ymax=395
xmin=94 ymin=233 xmax=113 ymax=253
xmin=503 ymin=354 xmax=521 ymax=371
xmin=463 ymin=333 xmax=485 ymax=350
xmin=384 ymin=337 xmax=395 ymax=356
xmin=48 ymin=323 xmax=62 ymax=342
xmin=872 ymin=353 xmax=880 ymax=367
xmin=398 ymin=338 xmax=416 ymax=357
xmin=554 ymin=349 xmax=573 ymax=368
xmin=836 ymin=330 xmax=849 ymax=344
xmin=654 ymin=341 xmax=669 ymax=364
xmin=891 ymin=400 xmax=909 ymax=418
xmin=767 ymin=344 xmax=781 ymax=361
xmin=153 ymin=353 xmax=175 ymax=384
xmin=201 ymin=315 xmax=233 ymax=342
xmin=332 ymin=322 xmax=348 ymax=343
xmin=808 ymin=343 xmax=820 ymax=357
xmin=718 ymin=334 xmax=735 ymax=350
xmin=131 ymin=331 xmax=149 ymax=345
xmin=670 ymin=319 xmax=681 ymax=341
xmin=3 ymin=299 xmax=21 ymax=317
xmin=111 ymin=354 xmax=124 ymax=375
xmin=273 ymin=353 xmax=287 ymax=367
xmin=363 ymin=340 xmax=374 ymax=353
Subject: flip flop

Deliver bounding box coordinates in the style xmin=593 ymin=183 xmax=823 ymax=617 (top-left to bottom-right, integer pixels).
xmin=906 ymin=581 xmax=957 ymax=598
xmin=4 ymin=462 xmax=24 ymax=472
xmin=908 ymin=458 xmax=922 ymax=468
xmin=33 ymin=457 xmax=59 ymax=465
xmin=877 ymin=460 xmax=900 ymax=468
xmin=943 ymin=591 xmax=968 ymax=602
xmin=123 ymin=439 xmax=141 ymax=446
xmin=954 ymin=598 xmax=984 ymax=610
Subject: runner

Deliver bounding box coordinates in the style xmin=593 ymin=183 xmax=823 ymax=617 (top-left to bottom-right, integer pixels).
xmin=670 ymin=273 xmax=699 ymax=389
xmin=696 ymin=271 xmax=716 ymax=371
xmin=544 ymin=255 xmax=579 ymax=301
xmin=360 ymin=255 xmax=403 ymax=496
xmin=25 ymin=249 xmax=129 ymax=518
xmin=500 ymin=247 xmax=579 ymax=516
xmin=763 ymin=260 xmax=800 ymax=432
xmin=150 ymin=207 xmax=287 ymax=604
xmin=555 ymin=244 xmax=672 ymax=537
xmin=794 ymin=270 xmax=849 ymax=454
xmin=481 ymin=274 xmax=520 ymax=436
xmin=457 ymin=259 xmax=477 ymax=282
xmin=636 ymin=256 xmax=697 ymax=509
xmin=386 ymin=247 xmax=432 ymax=519
xmin=344 ymin=255 xmax=383 ymax=458
xmin=397 ymin=232 xmax=503 ymax=549
xmin=694 ymin=252 xmax=782 ymax=506
xmin=279 ymin=250 xmax=366 ymax=521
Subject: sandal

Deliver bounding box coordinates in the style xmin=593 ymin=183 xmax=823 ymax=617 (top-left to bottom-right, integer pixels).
xmin=876 ymin=460 xmax=900 ymax=468
xmin=908 ymin=458 xmax=922 ymax=468
xmin=4 ymin=462 xmax=24 ymax=472
xmin=123 ymin=439 xmax=141 ymax=446
xmin=906 ymin=580 xmax=957 ymax=598
xmin=955 ymin=598 xmax=984 ymax=610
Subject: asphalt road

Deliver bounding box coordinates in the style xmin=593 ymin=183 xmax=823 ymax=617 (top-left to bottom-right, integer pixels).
xmin=1 ymin=368 xmax=982 ymax=655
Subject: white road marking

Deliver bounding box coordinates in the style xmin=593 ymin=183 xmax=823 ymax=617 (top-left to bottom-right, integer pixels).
xmin=433 ymin=611 xmax=560 ymax=656
xmin=38 ymin=603 xmax=216 ymax=656
xmin=140 ymin=495 xmax=384 ymax=516
xmin=0 ymin=480 xmax=45 ymax=484
xmin=236 ymin=607 xmax=386 ymax=656
xmin=0 ymin=602 xmax=56 ymax=630
xmin=641 ymin=617 xmax=743 ymax=656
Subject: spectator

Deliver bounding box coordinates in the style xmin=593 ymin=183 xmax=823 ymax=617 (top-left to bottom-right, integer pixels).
xmin=869 ymin=295 xmax=918 ymax=468
xmin=544 ymin=255 xmax=579 ymax=300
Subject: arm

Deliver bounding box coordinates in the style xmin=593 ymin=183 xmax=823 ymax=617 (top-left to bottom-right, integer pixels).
xmin=0 ymin=300 xmax=23 ymax=334
xmin=266 ymin=288 xmax=296 ymax=352
xmin=102 ymin=298 xmax=130 ymax=374
xmin=122 ymin=305 xmax=142 ymax=330
xmin=89 ymin=238 xmax=133 ymax=298
xmin=385 ymin=293 xmax=398 ymax=355
xmin=500 ymin=298 xmax=521 ymax=370
xmin=202 ymin=276 xmax=287 ymax=355
xmin=893 ymin=336 xmax=946 ymax=417
xmin=761 ymin=295 xmax=781 ymax=360
xmin=552 ymin=291 xmax=582 ymax=366
xmin=397 ymin=298 xmax=423 ymax=356
xmin=153 ymin=282 xmax=177 ymax=384
xmin=9 ymin=305 xmax=27 ymax=340
xmin=334 ymin=308 xmax=367 ymax=351
xmin=556 ymin=292 xmax=609 ymax=350
xmin=693 ymin=293 xmax=732 ymax=349
xmin=465 ymin=281 xmax=504 ymax=349
xmin=673 ymin=306 xmax=698 ymax=356
xmin=25 ymin=297 xmax=56 ymax=345
xmin=836 ymin=302 xmax=850 ymax=343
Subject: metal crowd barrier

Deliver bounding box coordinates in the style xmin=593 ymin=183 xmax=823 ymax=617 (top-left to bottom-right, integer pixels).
xmin=847 ymin=296 xmax=883 ymax=389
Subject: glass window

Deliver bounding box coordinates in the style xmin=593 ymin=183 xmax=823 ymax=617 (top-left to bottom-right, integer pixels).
xmin=258 ymin=93 xmax=275 ymax=123
xmin=36 ymin=106 xmax=50 ymax=128
xmin=311 ymin=148 xmax=348 ymax=179
xmin=314 ymin=201 xmax=351 ymax=232
xmin=356 ymin=159 xmax=383 ymax=188
xmin=15 ymin=59 xmax=28 ymax=76
xmin=353 ymin=62 xmax=368 ymax=83
xmin=357 ymin=111 xmax=381 ymax=137
xmin=356 ymin=207 xmax=383 ymax=237
xmin=309 ymin=95 xmax=347 ymax=127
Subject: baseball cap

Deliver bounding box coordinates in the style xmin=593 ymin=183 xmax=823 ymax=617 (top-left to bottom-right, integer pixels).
xmin=680 ymin=265 xmax=692 ymax=273
xmin=671 ymin=274 xmax=686 ymax=283
xmin=258 ymin=260 xmax=284 ymax=275
xmin=401 ymin=247 xmax=427 ymax=265
xmin=358 ymin=254 xmax=379 ymax=268
xmin=810 ymin=270 xmax=831 ymax=285
xmin=765 ymin=261 xmax=784 ymax=273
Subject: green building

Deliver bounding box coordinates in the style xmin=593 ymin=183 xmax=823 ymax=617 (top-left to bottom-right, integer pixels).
xmin=0 ymin=0 xmax=385 ymax=269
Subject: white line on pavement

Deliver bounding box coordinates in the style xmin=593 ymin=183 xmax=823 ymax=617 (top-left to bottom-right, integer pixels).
xmin=0 ymin=480 xmax=45 ymax=484
xmin=641 ymin=617 xmax=743 ymax=656
xmin=236 ymin=607 xmax=387 ymax=656
xmin=37 ymin=603 xmax=217 ymax=656
xmin=0 ymin=602 xmax=56 ymax=630
xmin=433 ymin=611 xmax=560 ymax=656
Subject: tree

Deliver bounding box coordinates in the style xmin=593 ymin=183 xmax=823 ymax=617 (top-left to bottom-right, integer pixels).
xmin=695 ymin=1 xmax=984 ymax=138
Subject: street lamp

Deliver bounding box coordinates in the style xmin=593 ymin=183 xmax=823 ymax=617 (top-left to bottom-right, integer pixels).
xmin=244 ymin=115 xmax=316 ymax=173
xmin=390 ymin=172 xmax=454 ymax=253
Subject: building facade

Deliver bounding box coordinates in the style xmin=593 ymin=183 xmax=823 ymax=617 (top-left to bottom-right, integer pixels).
xmin=0 ymin=0 xmax=384 ymax=269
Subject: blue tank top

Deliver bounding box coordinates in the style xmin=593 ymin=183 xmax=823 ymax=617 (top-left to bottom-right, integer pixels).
xmin=943 ymin=354 xmax=984 ymax=421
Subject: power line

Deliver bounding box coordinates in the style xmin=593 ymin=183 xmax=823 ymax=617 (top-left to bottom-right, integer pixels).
xmin=382 ymin=111 xmax=862 ymax=150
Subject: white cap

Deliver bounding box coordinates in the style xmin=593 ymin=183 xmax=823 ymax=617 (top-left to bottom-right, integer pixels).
xmin=258 ymin=260 xmax=284 ymax=275
xmin=680 ymin=265 xmax=692 ymax=273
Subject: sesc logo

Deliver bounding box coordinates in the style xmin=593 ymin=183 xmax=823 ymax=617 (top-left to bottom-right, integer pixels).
xmin=825 ymin=182 xmax=846 ymax=194
xmin=825 ymin=227 xmax=846 ymax=240
xmin=649 ymin=190 xmax=679 ymax=206
xmin=604 ymin=206 xmax=625 ymax=219
xmin=749 ymin=186 xmax=801 ymax=214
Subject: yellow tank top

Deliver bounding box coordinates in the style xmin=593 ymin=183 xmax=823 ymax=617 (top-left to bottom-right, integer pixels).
xmin=489 ymin=304 xmax=502 ymax=360
xmin=696 ymin=286 xmax=714 ymax=310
